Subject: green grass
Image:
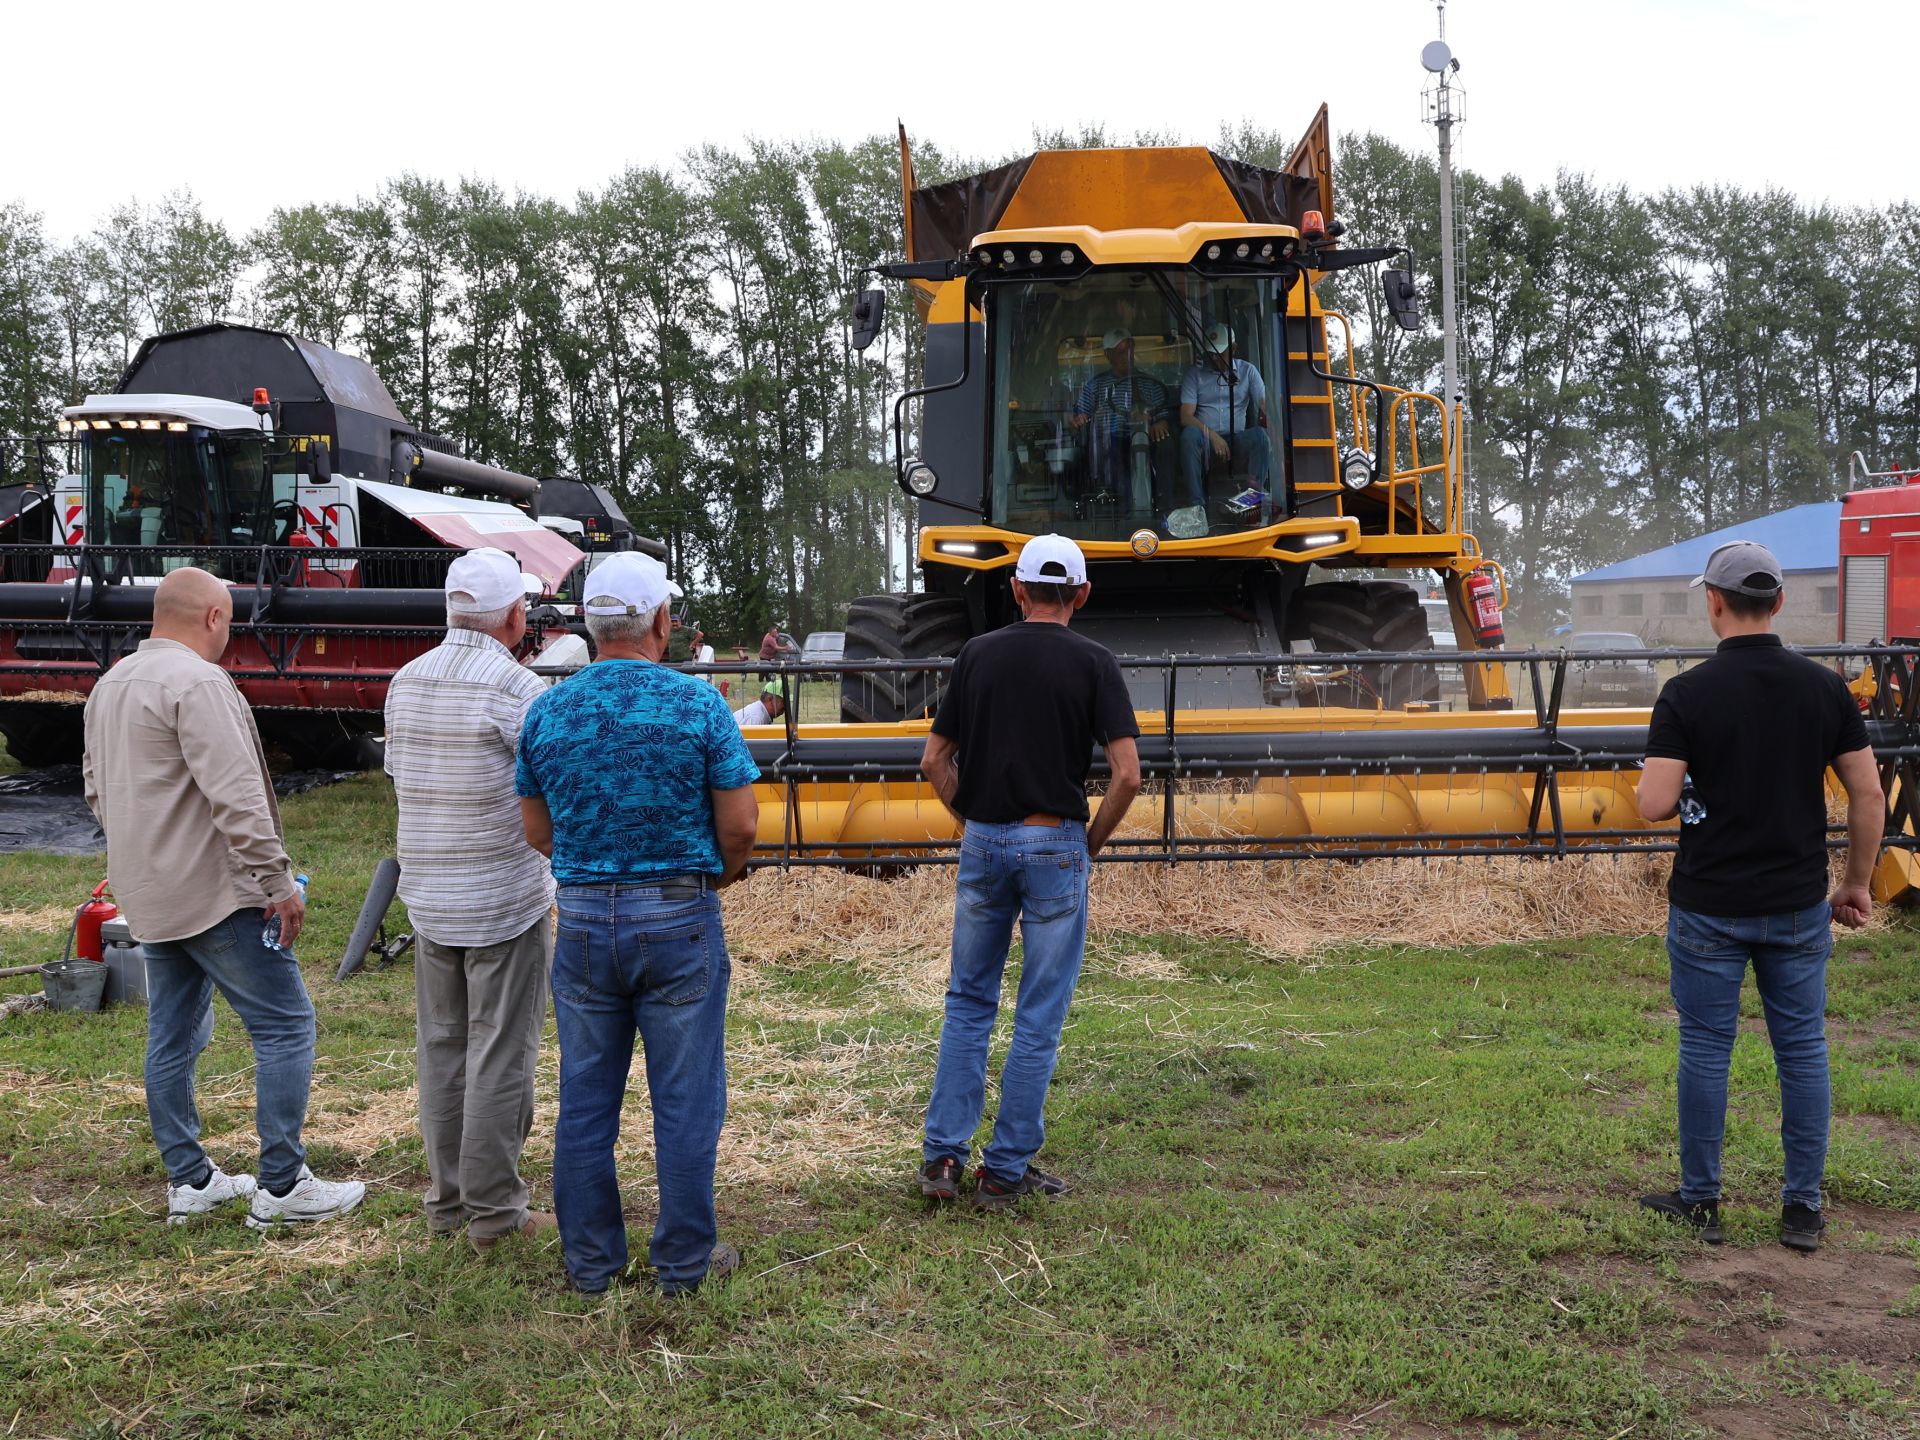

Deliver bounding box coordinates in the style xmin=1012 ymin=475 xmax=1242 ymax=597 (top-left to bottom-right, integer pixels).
xmin=2 ymin=774 xmax=1918 ymax=1437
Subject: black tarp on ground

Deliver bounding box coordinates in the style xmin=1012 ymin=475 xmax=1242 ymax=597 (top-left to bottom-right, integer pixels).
xmin=0 ymin=766 xmax=358 ymax=856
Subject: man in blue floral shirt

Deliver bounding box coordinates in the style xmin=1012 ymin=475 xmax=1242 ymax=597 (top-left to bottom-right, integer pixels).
xmin=516 ymin=552 xmax=760 ymax=1296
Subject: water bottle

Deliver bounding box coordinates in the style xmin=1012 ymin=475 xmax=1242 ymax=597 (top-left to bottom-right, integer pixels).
xmin=1678 ymin=775 xmax=1706 ymax=826
xmin=264 ymin=873 xmax=310 ymax=951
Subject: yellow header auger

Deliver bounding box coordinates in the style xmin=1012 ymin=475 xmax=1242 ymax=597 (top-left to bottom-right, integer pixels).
xmin=728 ymin=108 xmax=1920 ymax=896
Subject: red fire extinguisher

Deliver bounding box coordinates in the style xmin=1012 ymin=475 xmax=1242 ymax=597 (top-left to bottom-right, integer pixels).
xmin=1463 ymin=570 xmax=1505 ymax=648
xmin=74 ymin=880 xmax=119 ymax=963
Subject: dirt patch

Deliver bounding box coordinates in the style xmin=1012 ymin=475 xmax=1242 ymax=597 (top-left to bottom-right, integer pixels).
xmin=1827 ymin=1198 xmax=1920 ymax=1242
xmin=1833 ymin=1012 xmax=1920 ymax=1048
xmin=1670 ymin=1242 xmax=1920 ymax=1366
xmin=1552 ymin=1205 xmax=1920 ymax=1434
xmin=1837 ymin=1111 xmax=1920 ymax=1152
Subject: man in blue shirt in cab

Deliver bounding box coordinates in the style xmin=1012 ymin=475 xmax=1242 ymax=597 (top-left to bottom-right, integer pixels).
xmin=1177 ymin=323 xmax=1271 ymax=529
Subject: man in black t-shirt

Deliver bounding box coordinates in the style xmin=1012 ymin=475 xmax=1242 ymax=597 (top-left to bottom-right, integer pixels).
xmin=1636 ymin=540 xmax=1883 ymax=1253
xmin=917 ymin=534 xmax=1143 ymax=1210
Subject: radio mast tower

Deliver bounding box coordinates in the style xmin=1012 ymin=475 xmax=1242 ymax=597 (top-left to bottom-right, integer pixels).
xmin=1422 ymin=2 xmax=1464 ymax=413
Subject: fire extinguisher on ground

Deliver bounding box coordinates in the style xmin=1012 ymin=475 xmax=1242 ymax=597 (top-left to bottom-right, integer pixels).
xmin=74 ymin=880 xmax=120 ymax=963
xmin=1463 ymin=569 xmax=1505 ymax=648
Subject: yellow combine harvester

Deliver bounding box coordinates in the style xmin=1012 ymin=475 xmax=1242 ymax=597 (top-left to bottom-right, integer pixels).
xmin=733 ymin=109 xmax=1918 ymax=892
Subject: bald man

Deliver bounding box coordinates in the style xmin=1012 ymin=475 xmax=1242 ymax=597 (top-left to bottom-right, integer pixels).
xmin=84 ymin=568 xmax=365 ymax=1229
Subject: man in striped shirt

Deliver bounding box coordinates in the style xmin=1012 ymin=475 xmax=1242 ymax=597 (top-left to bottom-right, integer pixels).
xmin=385 ymin=548 xmax=556 ymax=1251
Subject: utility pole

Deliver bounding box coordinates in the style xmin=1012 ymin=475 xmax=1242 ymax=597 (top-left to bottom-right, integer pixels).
xmin=1422 ymin=3 xmax=1464 ymax=413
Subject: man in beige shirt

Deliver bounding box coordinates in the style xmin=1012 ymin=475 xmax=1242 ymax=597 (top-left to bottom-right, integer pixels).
xmin=83 ymin=567 xmax=364 ymax=1228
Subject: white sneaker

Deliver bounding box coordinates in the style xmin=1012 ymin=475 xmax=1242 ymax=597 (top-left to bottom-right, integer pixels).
xmin=245 ymin=1166 xmax=366 ymax=1229
xmin=166 ymin=1165 xmax=257 ymax=1225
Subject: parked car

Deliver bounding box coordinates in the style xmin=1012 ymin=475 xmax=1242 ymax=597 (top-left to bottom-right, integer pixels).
xmin=1564 ymin=631 xmax=1660 ymax=708
xmin=1418 ymin=597 xmax=1469 ymax=697
xmin=802 ymin=631 xmax=845 ymax=663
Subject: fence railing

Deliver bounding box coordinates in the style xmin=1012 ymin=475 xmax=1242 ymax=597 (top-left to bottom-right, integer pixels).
xmin=654 ymin=645 xmax=1920 ymax=870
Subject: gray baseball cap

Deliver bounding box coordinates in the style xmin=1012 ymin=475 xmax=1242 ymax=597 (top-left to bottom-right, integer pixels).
xmin=1689 ymin=540 xmax=1784 ymax=597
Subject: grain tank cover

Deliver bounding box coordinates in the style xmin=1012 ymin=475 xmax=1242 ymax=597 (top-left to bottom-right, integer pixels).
xmin=904 ymin=106 xmax=1333 ymax=263
xmin=118 ymin=322 xmax=409 ymax=481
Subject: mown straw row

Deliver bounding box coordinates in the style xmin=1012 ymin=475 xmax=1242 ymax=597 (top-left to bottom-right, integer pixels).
xmin=718 ymin=853 xmax=1684 ymax=983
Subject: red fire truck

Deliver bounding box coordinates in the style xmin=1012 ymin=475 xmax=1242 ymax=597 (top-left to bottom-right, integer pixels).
xmin=1839 ymin=452 xmax=1920 ymax=646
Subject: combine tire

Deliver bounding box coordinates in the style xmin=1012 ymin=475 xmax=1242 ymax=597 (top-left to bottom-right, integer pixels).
xmin=839 ymin=593 xmax=972 ymax=723
xmin=0 ymin=706 xmax=84 ymax=769
xmin=257 ymin=714 xmax=385 ymax=772
xmin=1291 ymin=582 xmax=1440 ymax=709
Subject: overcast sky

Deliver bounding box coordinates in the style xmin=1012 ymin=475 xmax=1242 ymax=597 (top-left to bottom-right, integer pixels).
xmin=7 ymin=0 xmax=1913 ymax=245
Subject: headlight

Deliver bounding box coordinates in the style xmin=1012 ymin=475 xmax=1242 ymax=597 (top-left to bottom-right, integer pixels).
xmin=1340 ymin=447 xmax=1374 ymax=492
xmin=904 ymin=461 xmax=939 ymax=496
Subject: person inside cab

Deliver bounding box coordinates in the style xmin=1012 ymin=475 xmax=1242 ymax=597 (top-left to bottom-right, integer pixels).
xmin=1177 ymin=324 xmax=1271 ymax=529
xmin=1068 ymin=328 xmax=1170 ymax=518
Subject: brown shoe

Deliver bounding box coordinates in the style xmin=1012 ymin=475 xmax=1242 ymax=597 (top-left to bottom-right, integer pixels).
xmin=471 ymin=1210 xmax=556 ymax=1252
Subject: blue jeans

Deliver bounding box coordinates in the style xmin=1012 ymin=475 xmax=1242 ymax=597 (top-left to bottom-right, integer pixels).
xmin=1179 ymin=425 xmax=1271 ymax=508
xmin=551 ymin=884 xmax=730 ymax=1294
xmin=924 ymin=819 xmax=1090 ymax=1182
xmin=1666 ymin=901 xmax=1832 ymax=1210
xmin=141 ymin=907 xmax=316 ymax=1193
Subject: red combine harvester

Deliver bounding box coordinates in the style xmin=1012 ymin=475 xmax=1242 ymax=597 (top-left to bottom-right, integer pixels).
xmin=1840 ymin=451 xmax=1920 ymax=647
xmin=0 ymin=324 xmax=652 ymax=769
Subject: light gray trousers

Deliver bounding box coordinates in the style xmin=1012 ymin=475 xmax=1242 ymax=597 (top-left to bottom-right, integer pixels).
xmin=413 ymin=915 xmax=552 ymax=1239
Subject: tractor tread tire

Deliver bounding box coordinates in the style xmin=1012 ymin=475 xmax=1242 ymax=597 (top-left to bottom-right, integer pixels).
xmin=0 ymin=707 xmax=84 ymax=769
xmin=1291 ymin=581 xmax=1440 ymax=708
xmin=840 ymin=593 xmax=972 ymax=724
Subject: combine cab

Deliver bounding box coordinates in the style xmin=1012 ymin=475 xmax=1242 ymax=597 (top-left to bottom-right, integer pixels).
xmin=0 ymin=323 xmax=648 ymax=768
xmin=841 ymin=110 xmax=1508 ymax=724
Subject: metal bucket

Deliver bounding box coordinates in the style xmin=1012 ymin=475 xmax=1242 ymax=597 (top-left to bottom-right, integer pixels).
xmin=41 ymin=958 xmax=108 ymax=1013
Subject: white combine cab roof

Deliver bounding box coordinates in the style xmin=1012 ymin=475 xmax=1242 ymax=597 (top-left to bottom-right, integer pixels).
xmin=63 ymin=393 xmax=266 ymax=432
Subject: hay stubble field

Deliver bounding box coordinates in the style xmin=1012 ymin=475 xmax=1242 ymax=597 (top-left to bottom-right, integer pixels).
xmin=2 ymin=769 xmax=1918 ymax=1438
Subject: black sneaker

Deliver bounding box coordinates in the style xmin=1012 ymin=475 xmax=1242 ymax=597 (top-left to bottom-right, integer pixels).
xmin=972 ymin=1165 xmax=1070 ymax=1213
xmin=666 ymin=1242 xmax=740 ymax=1298
xmin=919 ymin=1156 xmax=964 ymax=1202
xmin=1781 ymin=1203 xmax=1825 ymax=1253
xmin=1639 ymin=1190 xmax=1723 ymax=1244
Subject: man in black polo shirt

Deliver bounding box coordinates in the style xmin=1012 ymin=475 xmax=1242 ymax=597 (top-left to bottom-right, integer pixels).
xmin=1636 ymin=540 xmax=1882 ymax=1252
xmin=916 ymin=534 xmax=1143 ymax=1210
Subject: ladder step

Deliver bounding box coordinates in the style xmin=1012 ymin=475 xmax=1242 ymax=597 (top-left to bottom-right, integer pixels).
xmin=1289 ymin=394 xmax=1333 ymax=404
xmin=1290 ymin=438 xmax=1337 ymax=449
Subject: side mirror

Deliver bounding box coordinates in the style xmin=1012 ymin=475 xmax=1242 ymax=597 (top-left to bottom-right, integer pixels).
xmin=1383 ymin=269 xmax=1421 ymax=332
xmin=850 ymin=288 xmax=885 ymax=352
xmin=311 ymin=438 xmax=332 ymax=482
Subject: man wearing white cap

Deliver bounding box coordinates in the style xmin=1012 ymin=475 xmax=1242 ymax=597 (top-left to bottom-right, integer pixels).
xmin=1177 ymin=322 xmax=1271 ymax=527
xmin=1635 ymin=539 xmax=1883 ymax=1254
xmin=385 ymin=546 xmax=555 ymax=1250
xmin=917 ymin=534 xmax=1142 ymax=1210
xmin=1069 ymin=328 xmax=1170 ymax=513
xmin=515 ymin=551 xmax=760 ymax=1295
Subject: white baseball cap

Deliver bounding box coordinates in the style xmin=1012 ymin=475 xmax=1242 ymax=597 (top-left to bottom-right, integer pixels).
xmin=1101 ymin=327 xmax=1132 ymax=350
xmin=582 ymin=551 xmax=684 ymax=617
xmin=444 ymin=548 xmax=528 ymax=615
xmin=1014 ymin=533 xmax=1088 ymax=585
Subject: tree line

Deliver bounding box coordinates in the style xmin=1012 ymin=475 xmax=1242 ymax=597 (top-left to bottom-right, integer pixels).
xmin=2 ymin=127 xmax=1916 ymax=634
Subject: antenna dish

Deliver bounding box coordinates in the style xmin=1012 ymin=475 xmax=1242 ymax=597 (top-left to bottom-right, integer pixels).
xmin=1421 ymin=39 xmax=1453 ymax=73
